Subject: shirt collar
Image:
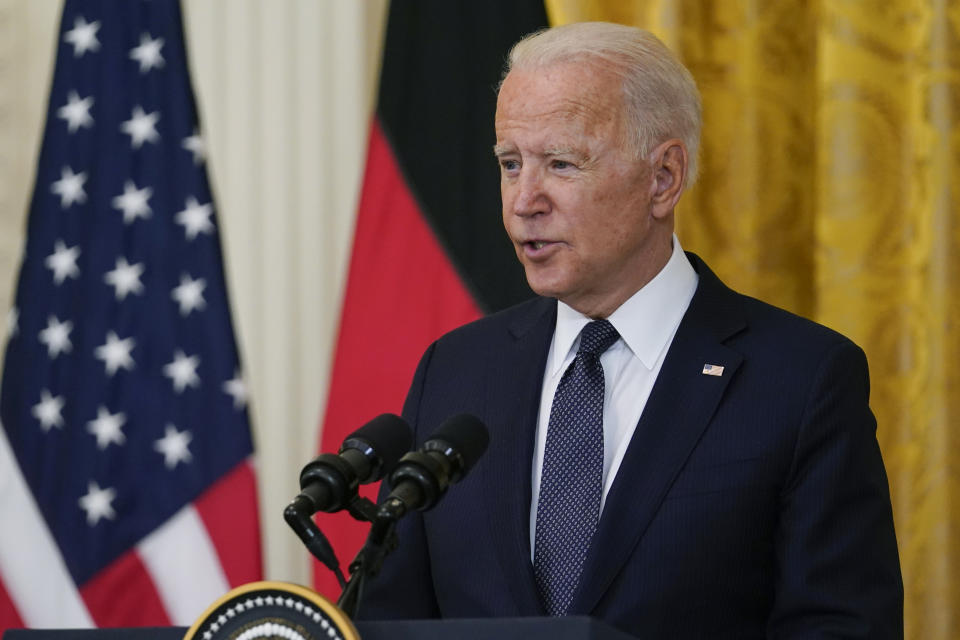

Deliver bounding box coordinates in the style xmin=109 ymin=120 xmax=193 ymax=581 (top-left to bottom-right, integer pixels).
xmin=548 ymin=235 xmax=699 ymax=376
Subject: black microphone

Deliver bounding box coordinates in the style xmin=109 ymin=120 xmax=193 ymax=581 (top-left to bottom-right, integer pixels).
xmin=295 ymin=413 xmax=412 ymax=514
xmin=284 ymin=413 xmax=411 ymax=587
xmin=378 ymin=414 xmax=489 ymax=521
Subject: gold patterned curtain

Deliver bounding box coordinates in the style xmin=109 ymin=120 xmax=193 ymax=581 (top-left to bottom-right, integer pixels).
xmin=544 ymin=1 xmax=959 ymax=637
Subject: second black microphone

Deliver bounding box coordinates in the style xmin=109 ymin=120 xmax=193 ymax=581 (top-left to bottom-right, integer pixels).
xmin=378 ymin=413 xmax=490 ymax=521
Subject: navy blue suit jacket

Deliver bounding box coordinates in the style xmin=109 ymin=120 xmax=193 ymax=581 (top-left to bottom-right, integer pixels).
xmin=360 ymin=254 xmax=903 ymax=638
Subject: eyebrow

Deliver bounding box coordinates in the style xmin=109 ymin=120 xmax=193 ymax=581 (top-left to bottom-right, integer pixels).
xmin=543 ymin=146 xmax=577 ymax=157
xmin=492 ymin=144 xmax=587 ymax=160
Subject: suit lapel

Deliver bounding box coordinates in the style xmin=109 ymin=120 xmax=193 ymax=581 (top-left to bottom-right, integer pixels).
xmin=571 ymin=255 xmax=747 ymax=614
xmin=482 ymin=298 xmax=555 ymax=615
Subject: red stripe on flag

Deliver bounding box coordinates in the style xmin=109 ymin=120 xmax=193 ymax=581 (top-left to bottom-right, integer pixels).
xmin=80 ymin=550 xmax=171 ymax=627
xmin=194 ymin=460 xmax=263 ymax=586
xmin=0 ymin=575 xmax=25 ymax=631
xmin=314 ymin=120 xmax=482 ymax=597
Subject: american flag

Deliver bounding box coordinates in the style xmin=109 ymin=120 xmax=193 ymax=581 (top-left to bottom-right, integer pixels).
xmin=0 ymin=0 xmax=261 ymax=629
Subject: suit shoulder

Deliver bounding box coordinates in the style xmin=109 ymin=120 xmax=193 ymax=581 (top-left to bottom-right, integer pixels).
xmin=432 ymin=296 xmax=553 ymax=349
xmin=718 ymin=290 xmax=872 ymax=392
xmin=736 ymin=292 xmax=860 ymax=355
xmin=688 ymin=252 xmax=857 ymax=354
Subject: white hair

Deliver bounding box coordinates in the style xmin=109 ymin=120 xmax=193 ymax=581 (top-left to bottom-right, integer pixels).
xmin=504 ymin=22 xmax=702 ymax=187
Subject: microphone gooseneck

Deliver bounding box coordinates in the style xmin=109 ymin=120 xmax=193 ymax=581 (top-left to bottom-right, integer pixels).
xmin=283 ymin=413 xmax=413 ymax=589
xmin=337 ymin=413 xmax=490 ymax=618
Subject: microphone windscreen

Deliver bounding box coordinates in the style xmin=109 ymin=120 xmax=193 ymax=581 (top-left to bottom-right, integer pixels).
xmin=427 ymin=414 xmax=490 ymax=473
xmin=344 ymin=413 xmax=413 ymax=478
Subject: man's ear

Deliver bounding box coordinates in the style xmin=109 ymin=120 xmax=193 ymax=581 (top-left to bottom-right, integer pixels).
xmin=650 ymin=139 xmax=687 ymax=219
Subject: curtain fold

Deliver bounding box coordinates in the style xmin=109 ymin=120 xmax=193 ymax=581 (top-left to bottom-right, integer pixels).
xmin=547 ymin=1 xmax=959 ymax=636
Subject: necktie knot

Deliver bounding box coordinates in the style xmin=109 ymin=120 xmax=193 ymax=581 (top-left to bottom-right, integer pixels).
xmin=578 ymin=320 xmax=619 ymax=357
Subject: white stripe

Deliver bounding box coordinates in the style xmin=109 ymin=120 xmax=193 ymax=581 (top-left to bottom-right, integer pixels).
xmin=0 ymin=423 xmax=94 ymax=627
xmin=137 ymin=503 xmax=230 ymax=625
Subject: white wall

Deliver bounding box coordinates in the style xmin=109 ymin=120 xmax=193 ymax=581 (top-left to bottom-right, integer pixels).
xmin=0 ymin=0 xmax=389 ymax=586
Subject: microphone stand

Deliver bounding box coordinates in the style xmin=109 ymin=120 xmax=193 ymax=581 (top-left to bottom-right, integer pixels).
xmin=284 ymin=492 xmax=388 ymax=592
xmin=336 ymin=498 xmax=404 ymax=618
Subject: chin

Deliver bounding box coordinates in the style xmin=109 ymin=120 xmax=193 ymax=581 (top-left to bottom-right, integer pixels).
xmin=523 ymin=270 xmax=569 ymax=300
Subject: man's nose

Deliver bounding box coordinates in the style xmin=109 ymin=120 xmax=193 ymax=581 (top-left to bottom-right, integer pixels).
xmin=511 ymin=169 xmax=548 ymax=217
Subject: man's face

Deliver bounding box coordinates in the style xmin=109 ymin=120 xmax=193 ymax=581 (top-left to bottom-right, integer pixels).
xmin=495 ymin=61 xmax=669 ymax=318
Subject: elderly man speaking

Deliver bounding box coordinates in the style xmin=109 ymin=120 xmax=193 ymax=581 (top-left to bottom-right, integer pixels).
xmin=360 ymin=22 xmax=903 ymax=639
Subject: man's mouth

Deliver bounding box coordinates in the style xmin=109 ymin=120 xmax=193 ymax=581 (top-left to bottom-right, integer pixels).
xmin=522 ymin=239 xmax=561 ymax=257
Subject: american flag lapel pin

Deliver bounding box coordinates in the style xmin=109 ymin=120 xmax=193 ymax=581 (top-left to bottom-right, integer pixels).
xmin=702 ymin=363 xmax=724 ymax=376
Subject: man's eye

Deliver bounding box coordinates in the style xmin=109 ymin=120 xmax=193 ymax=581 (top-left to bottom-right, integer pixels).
xmin=551 ymin=160 xmax=573 ymax=170
xmin=500 ymin=159 xmax=520 ymax=172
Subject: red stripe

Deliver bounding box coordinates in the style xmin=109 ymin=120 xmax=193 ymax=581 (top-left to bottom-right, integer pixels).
xmin=193 ymin=460 xmax=263 ymax=586
xmin=0 ymin=575 xmax=25 ymax=631
xmin=80 ymin=550 xmax=171 ymax=627
xmin=314 ymin=119 xmax=482 ymax=597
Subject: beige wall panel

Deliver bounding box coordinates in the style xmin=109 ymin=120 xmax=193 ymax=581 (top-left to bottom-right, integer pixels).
xmin=0 ymin=0 xmax=62 ymax=325
xmin=183 ymin=0 xmax=388 ymax=584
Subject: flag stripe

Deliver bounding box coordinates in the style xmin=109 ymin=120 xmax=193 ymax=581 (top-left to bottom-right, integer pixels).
xmin=375 ymin=2 xmax=548 ymax=313
xmin=193 ymin=459 xmax=262 ymax=587
xmin=0 ymin=425 xmax=92 ymax=628
xmin=79 ymin=551 xmax=170 ymax=628
xmin=315 ymin=1 xmax=548 ymax=595
xmin=0 ymin=576 xmax=25 ymax=631
xmin=314 ymin=120 xmax=482 ymax=597
xmin=136 ymin=505 xmax=230 ymax=625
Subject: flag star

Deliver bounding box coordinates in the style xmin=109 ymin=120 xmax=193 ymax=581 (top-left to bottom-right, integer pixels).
xmin=175 ymin=196 xmax=214 ymax=240
xmin=154 ymin=424 xmax=193 ymax=469
xmin=222 ymin=372 xmax=248 ymax=409
xmin=111 ymin=180 xmax=153 ymax=223
xmin=38 ymin=315 xmax=73 ymax=359
xmin=78 ymin=481 xmax=116 ymax=526
xmin=120 ymin=106 xmax=160 ymax=149
xmin=50 ymin=166 xmax=88 ymax=209
xmin=7 ymin=307 xmax=18 ymax=338
xmin=86 ymin=406 xmax=127 ymax=449
xmin=57 ymin=91 xmax=94 ymax=133
xmin=104 ymin=257 xmax=145 ymax=300
xmin=182 ymin=130 xmax=206 ymax=165
xmin=45 ymin=240 xmax=81 ymax=285
xmin=163 ymin=350 xmax=201 ymax=393
xmin=171 ymin=274 xmax=206 ymax=316
xmin=94 ymin=331 xmax=136 ymax=376
xmin=129 ymin=33 xmax=165 ymax=73
xmin=32 ymin=389 xmax=65 ymax=432
xmin=63 ymin=16 xmax=101 ymax=57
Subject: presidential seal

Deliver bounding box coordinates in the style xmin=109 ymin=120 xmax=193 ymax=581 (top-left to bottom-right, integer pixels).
xmin=184 ymin=581 xmax=360 ymax=640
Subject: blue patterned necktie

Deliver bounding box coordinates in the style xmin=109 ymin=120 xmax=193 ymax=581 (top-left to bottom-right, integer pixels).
xmin=534 ymin=319 xmax=620 ymax=616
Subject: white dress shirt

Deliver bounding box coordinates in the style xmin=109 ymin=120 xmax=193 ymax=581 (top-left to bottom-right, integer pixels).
xmin=529 ymin=236 xmax=699 ymax=557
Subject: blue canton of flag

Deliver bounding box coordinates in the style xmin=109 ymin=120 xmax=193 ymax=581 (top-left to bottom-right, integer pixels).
xmin=0 ymin=0 xmax=261 ymax=629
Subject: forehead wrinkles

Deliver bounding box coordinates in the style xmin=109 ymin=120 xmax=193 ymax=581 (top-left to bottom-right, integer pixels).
xmin=496 ymin=64 xmax=625 ymax=142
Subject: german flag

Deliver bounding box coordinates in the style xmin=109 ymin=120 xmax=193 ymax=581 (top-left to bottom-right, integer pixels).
xmin=314 ymin=2 xmax=549 ymax=597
